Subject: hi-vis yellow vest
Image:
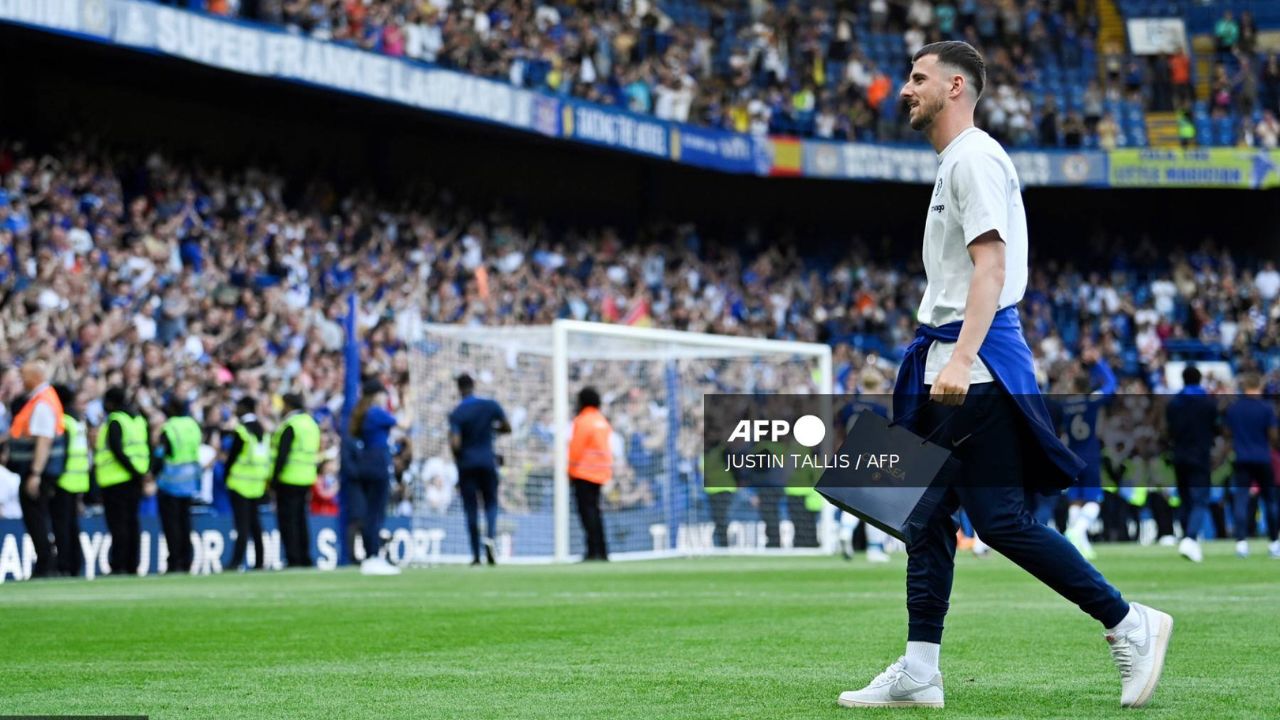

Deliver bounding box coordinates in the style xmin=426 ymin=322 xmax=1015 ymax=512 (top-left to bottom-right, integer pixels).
xmin=58 ymin=415 xmax=90 ymax=493
xmin=95 ymin=412 xmax=149 ymax=487
xmin=226 ymin=425 xmax=270 ymax=500
xmin=272 ymin=412 xmax=320 ymax=486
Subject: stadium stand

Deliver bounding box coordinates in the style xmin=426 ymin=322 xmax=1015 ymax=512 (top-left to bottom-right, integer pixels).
xmin=152 ymin=0 xmax=1203 ymax=148
xmin=138 ymin=1 xmax=1280 ymax=151
xmin=1 ymin=136 xmax=1278 ymax=437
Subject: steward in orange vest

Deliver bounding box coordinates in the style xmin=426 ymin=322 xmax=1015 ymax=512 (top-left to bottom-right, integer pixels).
xmin=569 ymin=387 xmax=613 ymax=561
xmin=6 ymin=362 xmax=65 ymax=579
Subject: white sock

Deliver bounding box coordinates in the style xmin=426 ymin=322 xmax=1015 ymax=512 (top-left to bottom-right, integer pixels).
xmin=1080 ymin=501 xmax=1100 ymax=526
xmin=1107 ymin=604 xmax=1141 ymax=635
xmin=904 ymin=641 xmax=940 ymax=678
xmin=1070 ymin=501 xmax=1099 ymax=535
xmin=867 ymin=525 xmax=888 ymax=549
xmin=1067 ymin=504 xmax=1080 ymax=530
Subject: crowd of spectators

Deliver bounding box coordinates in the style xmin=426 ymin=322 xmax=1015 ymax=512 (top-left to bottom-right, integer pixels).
xmin=145 ymin=1 xmax=1280 ymax=150
xmin=1 ymin=137 xmax=1278 ymax=517
xmin=1166 ymin=9 xmax=1280 ymax=148
xmin=152 ymin=0 xmax=1145 ymax=148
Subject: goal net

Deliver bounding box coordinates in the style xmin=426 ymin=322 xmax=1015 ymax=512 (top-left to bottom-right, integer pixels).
xmin=405 ymin=320 xmax=831 ymax=563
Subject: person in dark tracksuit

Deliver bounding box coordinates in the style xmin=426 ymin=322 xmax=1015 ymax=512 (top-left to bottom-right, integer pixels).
xmin=154 ymin=396 xmax=202 ymax=574
xmin=1224 ymin=372 xmax=1280 ymax=559
xmin=347 ymin=378 xmax=410 ymax=575
xmin=225 ymin=397 xmax=268 ymax=571
xmin=1165 ymin=365 xmax=1218 ymax=563
xmin=448 ymin=374 xmax=510 ymax=566
xmin=96 ymin=387 xmax=150 ymax=577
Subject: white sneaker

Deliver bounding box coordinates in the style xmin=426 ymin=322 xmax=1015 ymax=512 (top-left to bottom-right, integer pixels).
xmin=865 ymin=547 xmax=890 ymax=563
xmin=838 ymin=657 xmax=944 ymax=709
xmin=1269 ymin=540 xmax=1280 ymax=559
xmin=1177 ymin=537 xmax=1203 ymax=563
xmin=971 ymin=536 xmax=990 ymax=558
xmin=360 ymin=556 xmax=402 ymax=576
xmin=1157 ymin=535 xmax=1177 ymax=547
xmin=1067 ymin=526 xmax=1098 ymax=560
xmin=1107 ymin=603 xmax=1173 ymax=708
xmin=1236 ymin=540 xmax=1250 ymax=559
xmin=840 ymin=536 xmax=854 ymax=560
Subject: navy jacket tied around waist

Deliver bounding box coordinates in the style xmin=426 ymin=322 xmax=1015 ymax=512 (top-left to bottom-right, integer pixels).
xmin=893 ymin=306 xmax=1086 ymax=491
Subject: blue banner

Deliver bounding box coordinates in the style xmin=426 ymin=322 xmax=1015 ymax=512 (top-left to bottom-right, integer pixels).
xmin=340 ymin=292 xmax=360 ymax=436
xmin=672 ymin=125 xmax=771 ymax=175
xmin=802 ymin=139 xmax=1110 ymax=187
xmin=0 ymin=497 xmax=818 ymax=580
xmin=561 ymin=100 xmax=670 ymax=159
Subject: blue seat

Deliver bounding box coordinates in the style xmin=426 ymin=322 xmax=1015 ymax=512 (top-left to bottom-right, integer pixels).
xmin=1213 ymin=117 xmax=1235 ymax=146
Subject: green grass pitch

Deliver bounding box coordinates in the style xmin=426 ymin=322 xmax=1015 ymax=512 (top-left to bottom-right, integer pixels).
xmin=2 ymin=541 xmax=1276 ymax=719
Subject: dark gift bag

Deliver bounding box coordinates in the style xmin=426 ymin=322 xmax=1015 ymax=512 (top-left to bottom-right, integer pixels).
xmin=815 ymin=407 xmax=960 ymax=546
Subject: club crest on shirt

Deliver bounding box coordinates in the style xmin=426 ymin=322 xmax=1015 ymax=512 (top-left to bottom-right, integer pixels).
xmin=934 ymin=178 xmax=944 ymax=196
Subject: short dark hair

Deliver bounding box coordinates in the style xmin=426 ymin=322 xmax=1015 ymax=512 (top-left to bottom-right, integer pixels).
xmin=456 ymin=373 xmax=475 ymax=393
xmin=282 ymin=393 xmax=305 ymax=412
xmin=53 ymin=384 xmax=76 ymax=409
xmin=104 ymin=386 xmax=128 ymax=411
xmin=1182 ymin=365 xmax=1201 ymax=386
xmin=1072 ymin=373 xmax=1093 ymax=394
xmin=577 ymin=387 xmax=601 ymax=411
xmin=236 ymin=396 xmax=257 ymax=417
xmin=166 ymin=394 xmax=189 ymax=417
xmin=913 ymin=41 xmax=986 ymax=99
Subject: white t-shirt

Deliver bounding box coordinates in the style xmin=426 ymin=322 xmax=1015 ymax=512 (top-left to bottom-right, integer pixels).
xmin=0 ymin=464 xmax=20 ymax=518
xmin=1255 ymin=268 xmax=1280 ymax=300
xmin=27 ymin=385 xmax=58 ymax=438
xmin=918 ymin=127 xmax=1029 ymax=385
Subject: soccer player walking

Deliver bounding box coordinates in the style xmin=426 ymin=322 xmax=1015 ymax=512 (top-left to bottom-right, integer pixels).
xmin=449 ymin=374 xmax=511 ymax=566
xmin=1223 ymin=372 xmax=1279 ymax=558
xmin=839 ymin=42 xmax=1172 ymax=710
xmin=1054 ymin=349 xmax=1117 ymax=560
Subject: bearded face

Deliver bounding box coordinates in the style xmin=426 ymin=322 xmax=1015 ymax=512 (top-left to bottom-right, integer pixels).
xmin=900 ymin=55 xmax=957 ymax=132
xmin=908 ymin=87 xmax=948 ymax=130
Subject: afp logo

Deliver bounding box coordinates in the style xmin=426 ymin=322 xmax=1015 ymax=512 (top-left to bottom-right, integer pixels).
xmin=728 ymin=415 xmax=827 ymax=447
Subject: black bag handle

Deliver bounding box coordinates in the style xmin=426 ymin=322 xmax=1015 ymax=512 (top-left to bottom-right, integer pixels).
xmin=889 ymin=398 xmax=971 ymax=447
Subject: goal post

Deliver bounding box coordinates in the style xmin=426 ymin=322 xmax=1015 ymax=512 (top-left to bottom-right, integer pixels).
xmin=406 ymin=318 xmax=833 ymax=564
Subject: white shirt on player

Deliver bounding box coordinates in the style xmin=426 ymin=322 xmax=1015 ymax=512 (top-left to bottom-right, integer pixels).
xmin=918 ymin=127 xmax=1029 ymax=385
